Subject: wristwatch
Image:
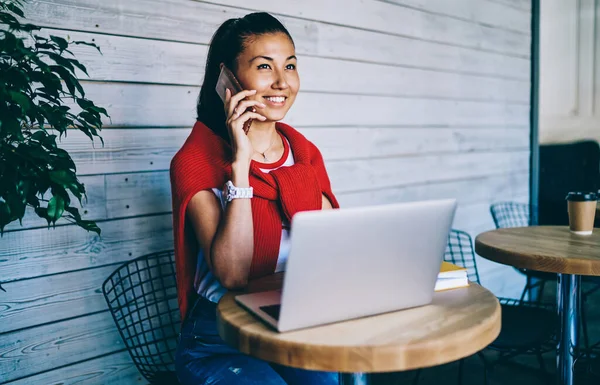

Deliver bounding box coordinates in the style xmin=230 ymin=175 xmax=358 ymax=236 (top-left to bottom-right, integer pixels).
xmin=224 ymin=180 xmax=253 ymax=202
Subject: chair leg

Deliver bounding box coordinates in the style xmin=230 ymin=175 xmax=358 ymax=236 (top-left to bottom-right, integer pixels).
xmin=412 ymin=369 xmax=422 ymax=385
xmin=477 ymin=352 xmax=490 ymax=385
xmin=537 ymin=279 xmax=547 ymax=303
xmin=457 ymin=358 xmax=464 ymax=385
xmin=520 ymin=276 xmax=531 ymax=302
xmin=536 ymin=352 xmax=550 ymax=383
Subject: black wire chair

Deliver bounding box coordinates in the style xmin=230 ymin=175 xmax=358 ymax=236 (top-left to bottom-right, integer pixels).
xmin=446 ymin=229 xmax=556 ymax=383
xmin=102 ymin=250 xmax=180 ymax=384
xmin=490 ymin=202 xmax=556 ymax=302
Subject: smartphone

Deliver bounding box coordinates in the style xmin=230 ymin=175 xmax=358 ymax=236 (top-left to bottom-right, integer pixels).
xmin=215 ymin=66 xmax=253 ymax=134
xmin=215 ymin=66 xmax=243 ymax=103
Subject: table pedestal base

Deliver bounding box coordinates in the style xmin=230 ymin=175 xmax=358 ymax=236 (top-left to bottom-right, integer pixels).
xmin=557 ymin=273 xmax=581 ymax=385
xmin=339 ymin=372 xmax=368 ymax=385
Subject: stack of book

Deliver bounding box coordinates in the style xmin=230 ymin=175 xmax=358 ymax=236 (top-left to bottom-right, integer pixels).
xmin=435 ymin=261 xmax=469 ymax=291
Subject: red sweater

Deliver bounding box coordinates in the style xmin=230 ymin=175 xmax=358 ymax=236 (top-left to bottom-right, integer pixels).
xmin=170 ymin=121 xmax=339 ymax=322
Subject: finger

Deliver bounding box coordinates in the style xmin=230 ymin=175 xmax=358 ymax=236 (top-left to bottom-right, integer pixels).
xmin=229 ymin=89 xmax=257 ymax=113
xmin=231 ymin=100 xmax=266 ymax=119
xmin=223 ymin=88 xmax=231 ymax=114
xmin=233 ymin=111 xmax=267 ymax=123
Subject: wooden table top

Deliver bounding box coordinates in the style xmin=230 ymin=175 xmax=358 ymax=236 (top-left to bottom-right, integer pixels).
xmin=216 ymin=273 xmax=501 ymax=373
xmin=475 ymin=226 xmax=600 ymax=276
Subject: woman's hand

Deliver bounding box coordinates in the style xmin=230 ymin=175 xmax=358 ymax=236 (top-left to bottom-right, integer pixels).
xmin=224 ymin=89 xmax=266 ymax=165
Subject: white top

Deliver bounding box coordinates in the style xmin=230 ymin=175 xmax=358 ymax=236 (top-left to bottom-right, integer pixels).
xmin=194 ymin=142 xmax=295 ymax=303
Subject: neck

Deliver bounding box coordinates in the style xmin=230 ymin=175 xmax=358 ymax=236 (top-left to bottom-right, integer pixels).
xmin=247 ymin=120 xmax=278 ymax=147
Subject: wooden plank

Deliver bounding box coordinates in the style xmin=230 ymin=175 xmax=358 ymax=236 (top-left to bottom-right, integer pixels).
xmin=302 ymin=126 xmax=530 ymax=161
xmin=3 ymin=175 xmax=106 ymax=231
xmin=44 ymin=29 xmax=529 ymax=103
xmin=379 ymin=0 xmax=530 ymax=33
xmin=0 ymin=265 xmax=117 ymax=334
xmin=0 ymin=214 xmax=173 ymax=282
xmin=488 ymin=0 xmax=531 ymax=12
xmin=23 ymin=0 xmax=529 ymax=79
xmin=58 ymin=126 xmax=528 ymax=176
xmin=9 ymin=350 xmax=147 ymax=385
xmin=0 ymin=312 xmax=124 ymax=383
xmin=74 ymin=82 xmax=529 ymax=128
xmin=337 ymin=172 xmax=529 ymax=208
xmin=207 ymin=0 xmax=531 ymax=56
xmin=105 ymin=172 xmax=172 ymax=219
xmin=327 ymin=150 xmax=529 ymax=193
xmin=60 ymin=128 xmax=189 ymax=175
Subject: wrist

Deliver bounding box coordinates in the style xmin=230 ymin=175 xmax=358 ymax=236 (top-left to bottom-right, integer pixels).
xmin=231 ymin=162 xmax=250 ymax=188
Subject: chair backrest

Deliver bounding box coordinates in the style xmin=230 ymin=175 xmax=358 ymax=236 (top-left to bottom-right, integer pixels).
xmin=102 ymin=250 xmax=180 ymax=383
xmin=490 ymin=202 xmax=530 ymax=229
xmin=445 ymin=229 xmax=481 ymax=285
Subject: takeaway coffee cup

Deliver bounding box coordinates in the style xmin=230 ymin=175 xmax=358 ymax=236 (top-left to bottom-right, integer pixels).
xmin=566 ymin=192 xmax=598 ymax=235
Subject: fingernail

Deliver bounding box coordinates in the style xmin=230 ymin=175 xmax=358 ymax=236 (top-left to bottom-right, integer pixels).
xmin=251 ymin=90 xmax=257 ymax=93
xmin=259 ymin=103 xmax=266 ymax=107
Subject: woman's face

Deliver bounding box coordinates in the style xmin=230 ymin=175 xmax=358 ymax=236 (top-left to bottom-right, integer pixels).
xmin=234 ymin=32 xmax=299 ymax=122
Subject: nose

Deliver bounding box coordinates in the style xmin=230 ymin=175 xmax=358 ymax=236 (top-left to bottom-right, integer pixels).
xmin=272 ymin=69 xmax=289 ymax=90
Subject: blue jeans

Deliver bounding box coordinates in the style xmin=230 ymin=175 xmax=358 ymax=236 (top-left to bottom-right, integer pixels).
xmin=175 ymin=296 xmax=339 ymax=385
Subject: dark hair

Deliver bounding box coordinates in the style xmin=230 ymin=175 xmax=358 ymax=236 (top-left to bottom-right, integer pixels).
xmin=196 ymin=12 xmax=294 ymax=142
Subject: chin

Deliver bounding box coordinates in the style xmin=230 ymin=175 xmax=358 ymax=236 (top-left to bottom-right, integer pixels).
xmin=264 ymin=112 xmax=288 ymax=122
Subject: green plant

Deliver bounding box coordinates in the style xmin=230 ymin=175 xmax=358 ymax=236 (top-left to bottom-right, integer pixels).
xmin=0 ymin=0 xmax=107 ymax=242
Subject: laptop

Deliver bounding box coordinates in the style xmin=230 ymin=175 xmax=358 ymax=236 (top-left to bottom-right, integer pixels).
xmin=235 ymin=199 xmax=457 ymax=332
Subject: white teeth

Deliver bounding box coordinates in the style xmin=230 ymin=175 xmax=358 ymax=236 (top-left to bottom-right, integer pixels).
xmin=266 ymin=96 xmax=285 ymax=103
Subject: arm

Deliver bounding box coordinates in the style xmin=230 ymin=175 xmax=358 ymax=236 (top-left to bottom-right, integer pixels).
xmin=186 ymin=162 xmax=254 ymax=290
xmin=186 ymin=88 xmax=266 ymax=290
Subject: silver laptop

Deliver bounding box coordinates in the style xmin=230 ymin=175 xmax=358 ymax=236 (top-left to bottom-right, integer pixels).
xmin=235 ymin=199 xmax=457 ymax=332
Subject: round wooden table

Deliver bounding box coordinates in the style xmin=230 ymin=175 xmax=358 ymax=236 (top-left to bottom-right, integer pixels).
xmin=216 ymin=273 xmax=501 ymax=385
xmin=475 ymin=226 xmax=600 ymax=385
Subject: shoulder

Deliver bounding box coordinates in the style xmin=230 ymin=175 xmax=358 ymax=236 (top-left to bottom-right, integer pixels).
xmin=170 ymin=122 xmax=228 ymax=188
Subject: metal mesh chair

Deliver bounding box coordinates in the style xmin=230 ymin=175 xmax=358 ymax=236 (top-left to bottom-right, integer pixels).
xmin=446 ymin=229 xmax=556 ymax=382
xmin=489 ymin=202 xmax=531 ymax=229
xmin=490 ymin=202 xmax=556 ymax=302
xmin=102 ymin=250 xmax=180 ymax=384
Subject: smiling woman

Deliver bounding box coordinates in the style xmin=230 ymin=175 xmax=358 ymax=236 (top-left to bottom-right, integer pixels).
xmin=169 ymin=12 xmax=339 ymax=385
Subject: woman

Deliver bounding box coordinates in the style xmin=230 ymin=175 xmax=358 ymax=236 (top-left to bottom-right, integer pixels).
xmin=170 ymin=12 xmax=340 ymax=385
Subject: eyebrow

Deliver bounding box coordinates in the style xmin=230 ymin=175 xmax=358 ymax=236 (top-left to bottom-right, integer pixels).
xmin=249 ymin=55 xmax=297 ymax=63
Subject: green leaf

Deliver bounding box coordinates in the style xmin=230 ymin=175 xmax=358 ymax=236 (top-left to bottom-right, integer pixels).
xmin=0 ymin=200 xmax=11 ymax=231
xmin=47 ymin=195 xmax=65 ymax=222
xmin=49 ymin=170 xmax=76 ymax=185
xmin=5 ymin=3 xmax=25 ymax=18
xmin=70 ymin=60 xmax=89 ymax=76
xmin=49 ymin=35 xmax=68 ymax=51
xmin=8 ymin=91 xmax=32 ymax=112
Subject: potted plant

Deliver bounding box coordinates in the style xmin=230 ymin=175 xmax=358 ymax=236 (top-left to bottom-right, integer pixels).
xmin=0 ymin=0 xmax=108 ymax=290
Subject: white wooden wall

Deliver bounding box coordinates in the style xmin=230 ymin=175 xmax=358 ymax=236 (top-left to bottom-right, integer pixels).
xmin=0 ymin=1 xmax=531 ymax=384
xmin=540 ymin=0 xmax=600 ymax=144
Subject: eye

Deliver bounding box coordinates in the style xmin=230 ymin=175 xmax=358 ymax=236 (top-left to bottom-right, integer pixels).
xmin=286 ymin=64 xmax=296 ymax=70
xmin=257 ymin=63 xmax=271 ymax=70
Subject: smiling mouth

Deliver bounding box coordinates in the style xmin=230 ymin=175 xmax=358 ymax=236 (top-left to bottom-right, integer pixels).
xmin=263 ymin=96 xmax=287 ymax=106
